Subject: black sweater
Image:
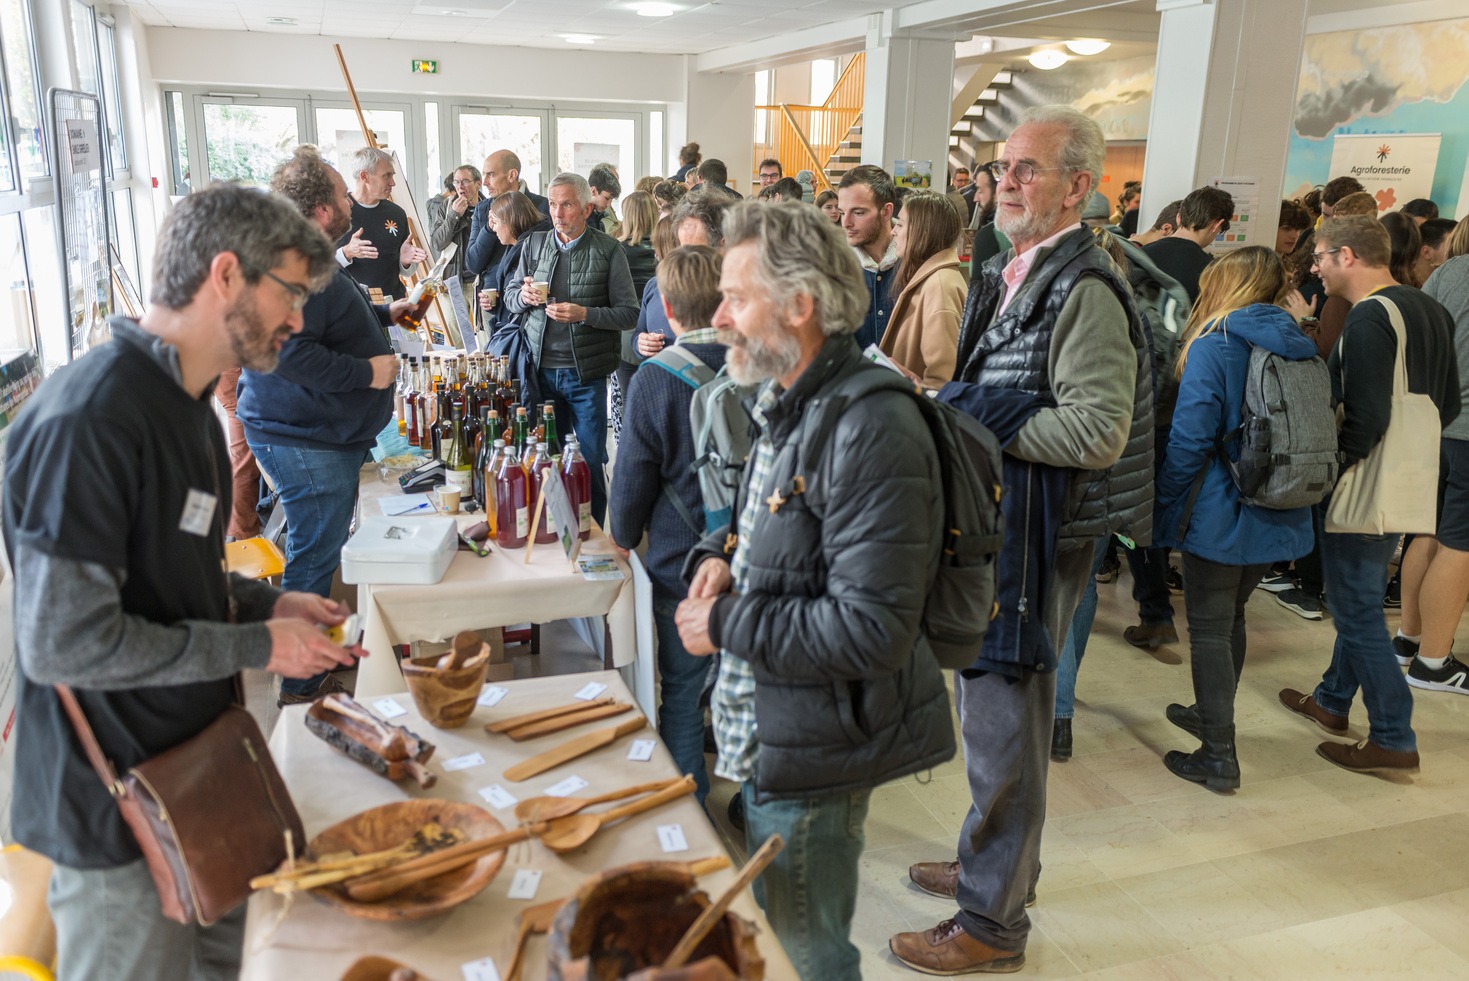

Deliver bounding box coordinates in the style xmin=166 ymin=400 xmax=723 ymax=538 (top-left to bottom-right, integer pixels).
xmin=1330 ymin=285 xmax=1461 ymax=468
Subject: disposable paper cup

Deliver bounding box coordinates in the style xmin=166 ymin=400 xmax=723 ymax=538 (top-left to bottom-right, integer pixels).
xmin=533 ymin=281 xmax=550 ymax=303
xmin=436 ymin=485 xmax=462 ymax=514
xmin=480 ymin=288 xmax=498 ymax=310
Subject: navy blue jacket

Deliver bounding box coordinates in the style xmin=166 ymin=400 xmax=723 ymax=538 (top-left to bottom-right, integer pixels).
xmin=610 ymin=341 xmax=728 ymax=597
xmin=631 ymin=277 xmax=674 ymax=361
xmin=237 ymin=270 xmax=393 ymax=453
xmin=857 ymin=261 xmax=899 ymax=349
xmin=464 ymin=189 xmax=550 ymax=281
xmin=483 ymin=217 xmax=553 ymax=333
xmin=1155 ymin=303 xmax=1317 ymax=565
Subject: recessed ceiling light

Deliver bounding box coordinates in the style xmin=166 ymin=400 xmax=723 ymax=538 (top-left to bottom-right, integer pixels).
xmin=564 ymin=34 xmax=597 ymax=44
xmin=1065 ymin=39 xmax=1111 ymax=56
xmin=265 ymin=16 xmax=297 ymax=25
xmin=1028 ymin=49 xmax=1069 ymax=70
xmin=635 ymin=2 xmax=677 ymax=15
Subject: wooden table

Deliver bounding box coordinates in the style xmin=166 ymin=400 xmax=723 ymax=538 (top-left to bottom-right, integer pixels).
xmin=353 ymin=469 xmax=639 ymax=701
xmin=242 ymin=670 xmax=793 ymax=980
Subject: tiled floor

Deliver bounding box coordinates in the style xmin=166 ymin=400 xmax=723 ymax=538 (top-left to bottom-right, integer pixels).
xmin=699 ymin=570 xmax=1469 ymax=978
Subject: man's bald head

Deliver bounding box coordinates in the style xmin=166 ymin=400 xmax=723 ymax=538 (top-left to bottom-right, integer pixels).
xmin=483 ymin=149 xmax=523 ymax=197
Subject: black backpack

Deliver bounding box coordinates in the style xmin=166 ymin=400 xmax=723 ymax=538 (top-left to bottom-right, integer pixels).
xmin=795 ymin=369 xmax=1005 ymax=670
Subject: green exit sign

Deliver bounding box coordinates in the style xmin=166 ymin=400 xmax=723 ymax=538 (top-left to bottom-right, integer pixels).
xmin=411 ymin=60 xmax=438 ymax=74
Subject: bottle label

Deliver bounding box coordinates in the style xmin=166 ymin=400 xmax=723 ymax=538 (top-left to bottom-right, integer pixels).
xmin=516 ymin=506 xmax=529 ymax=538
xmin=447 ymin=469 xmax=473 ymax=492
xmin=578 ymin=502 xmax=591 ymax=533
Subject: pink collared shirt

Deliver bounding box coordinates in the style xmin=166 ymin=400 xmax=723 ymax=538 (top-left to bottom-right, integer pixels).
xmin=997 ymin=222 xmax=1084 ymax=316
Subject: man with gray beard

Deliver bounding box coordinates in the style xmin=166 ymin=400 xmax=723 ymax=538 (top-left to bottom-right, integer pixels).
xmin=674 ymin=201 xmax=955 ymax=980
xmin=893 ymin=105 xmax=1153 ymax=974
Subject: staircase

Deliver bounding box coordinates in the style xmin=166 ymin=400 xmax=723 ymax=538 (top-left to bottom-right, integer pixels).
xmin=754 ymin=53 xmax=866 ymax=193
xmin=949 ymin=69 xmax=1015 ymax=158
xmin=827 ymin=121 xmax=862 ymax=184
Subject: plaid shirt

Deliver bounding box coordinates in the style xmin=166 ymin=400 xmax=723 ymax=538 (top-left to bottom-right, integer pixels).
xmin=677 ymin=327 xmax=721 ymax=346
xmin=710 ymin=381 xmax=782 ymax=783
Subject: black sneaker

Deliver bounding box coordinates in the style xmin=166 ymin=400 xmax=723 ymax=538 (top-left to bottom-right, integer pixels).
xmin=1166 ymin=565 xmax=1184 ymax=593
xmin=1276 ymin=587 xmax=1324 ymax=621
xmin=1392 ymin=635 xmax=1421 ymax=667
xmin=1257 ymin=571 xmax=1295 ymax=593
xmin=1384 ymin=574 xmax=1402 ymax=609
xmin=726 ymin=792 xmax=746 ymax=831
xmin=1095 ymin=554 xmax=1120 ymax=584
xmin=1407 ymin=654 xmax=1469 ymax=695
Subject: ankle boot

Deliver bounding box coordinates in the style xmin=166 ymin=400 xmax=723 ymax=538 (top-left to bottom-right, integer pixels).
xmin=1165 ymin=702 xmax=1202 ymax=740
xmin=1164 ymin=725 xmax=1240 ymax=791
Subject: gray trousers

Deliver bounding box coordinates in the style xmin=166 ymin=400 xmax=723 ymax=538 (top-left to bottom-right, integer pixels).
xmin=954 ymin=542 xmax=1094 ymax=952
xmin=50 ymin=859 xmax=245 ymax=981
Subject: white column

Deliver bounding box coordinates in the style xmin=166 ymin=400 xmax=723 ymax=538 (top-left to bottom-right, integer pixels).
xmin=1139 ymin=0 xmax=1310 ymax=245
xmin=676 ymin=61 xmax=755 ymax=194
xmin=860 ymin=14 xmax=956 ymax=181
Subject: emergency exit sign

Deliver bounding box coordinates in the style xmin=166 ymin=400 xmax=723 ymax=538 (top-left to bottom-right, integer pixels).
xmin=411 ymin=60 xmax=438 ymax=74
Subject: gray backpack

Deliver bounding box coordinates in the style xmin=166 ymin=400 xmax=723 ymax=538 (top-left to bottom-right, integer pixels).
xmin=1220 ymin=347 xmax=1338 ymax=509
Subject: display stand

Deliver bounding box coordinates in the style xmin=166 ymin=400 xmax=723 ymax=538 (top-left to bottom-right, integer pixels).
xmin=47 ymin=88 xmax=111 ymax=362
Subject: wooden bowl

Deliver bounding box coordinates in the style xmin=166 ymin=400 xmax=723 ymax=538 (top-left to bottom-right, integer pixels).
xmin=401 ymin=648 xmax=489 ymax=729
xmin=339 ymin=954 xmax=422 ymax=980
xmin=308 ymin=799 xmax=506 ymax=921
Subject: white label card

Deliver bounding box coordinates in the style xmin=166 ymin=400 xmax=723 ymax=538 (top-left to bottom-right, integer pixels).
xmin=574 ymin=682 xmax=609 ymax=701
xmin=627 ymin=739 xmax=656 ymax=762
xmin=443 ymin=752 xmax=486 ymax=772
xmin=507 ymin=868 xmax=543 ymax=900
xmin=543 ymin=775 xmax=589 ymax=798
xmin=461 ymin=957 xmax=500 ymax=981
xmin=373 ymin=698 xmax=408 ymax=719
xmin=478 ymin=686 xmax=509 ymax=707
xmin=657 ymin=824 xmax=689 ymax=853
xmin=178 ymin=489 xmax=218 ymax=537
xmin=477 ymin=784 xmax=518 ymax=810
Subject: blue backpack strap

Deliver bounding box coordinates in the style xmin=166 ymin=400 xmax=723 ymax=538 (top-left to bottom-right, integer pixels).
xmin=645 ymin=345 xmax=714 ymax=390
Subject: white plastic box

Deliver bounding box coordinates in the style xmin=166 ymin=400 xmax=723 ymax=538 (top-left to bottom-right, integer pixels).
xmin=340 ymin=515 xmax=458 ymax=585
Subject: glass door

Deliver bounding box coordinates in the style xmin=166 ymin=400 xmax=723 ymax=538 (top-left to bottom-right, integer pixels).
xmin=555 ymin=113 xmax=639 ymax=183
xmin=453 ymin=106 xmax=549 ymax=195
xmin=195 ymin=96 xmax=306 ymax=188
xmin=313 ymin=102 xmax=412 ymax=191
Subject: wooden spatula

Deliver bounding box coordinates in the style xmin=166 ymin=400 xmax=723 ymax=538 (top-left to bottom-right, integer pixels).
xmin=505 ymin=701 xmax=632 ymax=741
xmin=485 ymin=697 xmax=615 ymax=734
xmin=503 ymin=715 xmax=648 ymax=782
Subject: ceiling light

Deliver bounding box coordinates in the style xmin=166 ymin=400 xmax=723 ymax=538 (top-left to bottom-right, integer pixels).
xmin=265 ymin=16 xmax=297 ymax=25
xmin=1065 ymin=39 xmax=1111 ymax=56
xmin=1028 ymin=49 xmax=1069 ymax=70
xmin=635 ymin=2 xmax=676 ymax=15
xmin=564 ymin=34 xmax=597 ymax=44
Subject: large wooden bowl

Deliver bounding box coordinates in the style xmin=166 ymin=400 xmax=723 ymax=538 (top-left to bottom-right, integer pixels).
xmin=401 ymin=649 xmax=490 ymax=729
xmin=307 ymin=799 xmax=506 ymax=921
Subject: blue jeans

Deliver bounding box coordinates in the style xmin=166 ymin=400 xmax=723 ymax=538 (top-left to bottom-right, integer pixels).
xmin=741 ymin=783 xmax=870 ymax=981
xmin=1054 ymin=537 xmax=1110 ymax=720
xmin=538 ymin=367 xmax=608 ymax=526
xmin=249 ymin=440 xmax=365 ymax=696
xmin=1313 ymin=532 xmax=1416 ymax=752
xmin=653 ymin=594 xmax=710 ymax=804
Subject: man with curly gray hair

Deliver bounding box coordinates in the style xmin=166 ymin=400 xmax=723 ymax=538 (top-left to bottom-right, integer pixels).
xmin=674 ymin=201 xmax=955 ymax=980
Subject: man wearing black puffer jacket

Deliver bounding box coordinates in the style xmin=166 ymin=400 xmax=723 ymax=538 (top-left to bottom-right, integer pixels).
xmin=674 ymin=201 xmax=955 ymax=981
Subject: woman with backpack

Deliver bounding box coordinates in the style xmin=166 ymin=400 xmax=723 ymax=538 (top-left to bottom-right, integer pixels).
xmin=1154 ymin=246 xmax=1318 ymax=790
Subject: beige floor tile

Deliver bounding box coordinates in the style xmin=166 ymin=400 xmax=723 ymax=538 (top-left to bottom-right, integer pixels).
xmin=1074 ymin=950 xmax=1223 ymax=980
xmin=1045 ymin=757 xmax=1134 ymax=818
xmin=1137 ymin=785 xmax=1296 ymax=861
xmin=1075 ymin=745 xmax=1210 ymax=805
xmin=1393 ymin=885 xmax=1469 ymax=964
xmin=1036 ymin=825 xmax=1111 ymax=895
xmin=1190 ymin=907 xmax=1469 ymax=978
xmin=905 ymin=773 xmax=973 ymax=836
xmin=864 ymin=782 xmax=954 ymax=851
xmin=1114 ymin=860 xmax=1293 ymax=946
xmin=1049 ymin=805 xmax=1203 ymax=879
xmin=1028 ymin=880 xmax=1184 ymax=972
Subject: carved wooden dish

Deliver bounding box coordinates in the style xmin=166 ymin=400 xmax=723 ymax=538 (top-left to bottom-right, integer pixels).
xmin=401 ymin=646 xmax=490 ymax=729
xmin=308 ymin=799 xmax=506 ymax=921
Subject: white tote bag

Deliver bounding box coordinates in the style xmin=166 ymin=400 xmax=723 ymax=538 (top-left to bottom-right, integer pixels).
xmin=1325 ymin=295 xmax=1441 ymax=535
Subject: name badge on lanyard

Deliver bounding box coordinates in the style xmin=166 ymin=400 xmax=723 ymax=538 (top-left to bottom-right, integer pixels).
xmin=179 ymin=489 xmax=218 ymax=537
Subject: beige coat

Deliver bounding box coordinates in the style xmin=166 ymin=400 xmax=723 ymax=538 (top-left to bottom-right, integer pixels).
xmin=879 ymin=248 xmax=967 ymax=388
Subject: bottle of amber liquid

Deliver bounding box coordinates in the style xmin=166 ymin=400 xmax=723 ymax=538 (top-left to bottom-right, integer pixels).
xmin=562 ymin=435 xmax=592 ymax=541
xmin=396 ymin=276 xmax=441 ymax=332
xmin=393 ymin=354 xmax=409 ymax=436
xmin=404 ymin=358 xmax=423 ymax=446
xmin=495 ymin=445 xmax=529 ymax=548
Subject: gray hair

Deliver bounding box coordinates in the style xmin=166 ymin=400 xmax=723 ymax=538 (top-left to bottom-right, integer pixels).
xmin=150 ymin=183 xmax=336 ymax=309
xmin=1018 ymin=105 xmax=1105 ymax=190
xmin=548 ymin=171 xmax=592 ymax=207
xmin=454 ymin=162 xmax=482 ymax=183
xmin=350 ymin=146 xmax=394 ymax=180
xmin=721 ymin=200 xmax=868 ymax=337
xmin=671 ymin=189 xmax=731 ymax=247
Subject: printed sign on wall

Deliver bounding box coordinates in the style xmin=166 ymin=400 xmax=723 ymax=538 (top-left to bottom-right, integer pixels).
xmin=1327 ymin=133 xmax=1441 ymax=211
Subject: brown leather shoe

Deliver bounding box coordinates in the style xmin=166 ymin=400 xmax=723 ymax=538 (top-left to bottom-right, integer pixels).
xmin=1123 ymin=622 xmax=1179 ymax=649
xmin=909 ymin=860 xmax=959 ymax=899
xmin=1317 ymin=739 xmax=1420 ymax=774
xmin=890 ymin=919 xmax=1025 ymax=975
xmin=1277 ymin=688 xmax=1349 ymax=736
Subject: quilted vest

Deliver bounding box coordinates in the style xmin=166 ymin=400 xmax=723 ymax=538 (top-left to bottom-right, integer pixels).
xmin=956 ymin=227 xmax=1154 ymax=548
xmin=524 ymin=227 xmax=624 ymax=381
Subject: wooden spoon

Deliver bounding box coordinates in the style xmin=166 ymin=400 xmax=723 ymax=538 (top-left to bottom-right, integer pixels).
xmin=662 ymin=833 xmax=785 ymax=969
xmin=503 ymin=897 xmax=564 ymax=981
xmin=344 ymin=822 xmax=540 ymax=902
xmin=513 ymin=776 xmax=684 ymax=823
xmin=539 ymin=774 xmax=696 ymax=854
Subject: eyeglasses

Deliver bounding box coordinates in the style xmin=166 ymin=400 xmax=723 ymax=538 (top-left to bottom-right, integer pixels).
xmin=988 ymin=161 xmax=1064 ymax=185
xmin=1310 ymin=247 xmax=1343 ymax=264
xmin=240 ymin=260 xmax=310 ymax=312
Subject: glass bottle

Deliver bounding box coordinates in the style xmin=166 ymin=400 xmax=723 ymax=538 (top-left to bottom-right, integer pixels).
xmin=562 ymin=435 xmax=592 ymax=542
xmin=513 ymin=405 xmax=530 ymax=454
xmin=533 ymin=442 xmax=559 ymax=544
xmin=394 ymin=354 xmax=409 ymax=436
xmin=472 ymin=406 xmax=494 ymax=509
xmin=495 ymin=445 xmax=529 ymax=549
xmin=404 ymin=358 xmax=422 ymax=446
xmin=431 ymin=390 xmax=453 ymax=460
xmin=541 ymin=404 xmax=559 ymax=463
xmin=443 ymin=404 xmax=473 ymax=494
xmin=485 ymin=439 xmax=507 ymax=538
xmin=396 ymin=274 xmax=442 ymax=332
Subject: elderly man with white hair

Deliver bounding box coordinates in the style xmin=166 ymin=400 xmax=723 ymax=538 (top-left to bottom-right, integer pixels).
xmin=341 ymin=146 xmax=427 ymax=300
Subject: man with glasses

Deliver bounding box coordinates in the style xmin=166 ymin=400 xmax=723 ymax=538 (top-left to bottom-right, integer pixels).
xmin=4 ymin=183 xmax=359 ymax=980
xmin=893 ymin=105 xmax=1152 ymax=974
xmin=430 ymin=163 xmax=482 ymax=286
xmin=238 ymin=146 xmax=410 ymax=705
xmin=757 ymin=157 xmax=782 ymax=187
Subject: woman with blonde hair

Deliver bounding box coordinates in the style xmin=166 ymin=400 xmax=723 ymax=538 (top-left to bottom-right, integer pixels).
xmin=1154 ymin=246 xmax=1317 ymax=791
xmin=613 ymin=190 xmax=661 ymax=438
xmin=878 ymin=191 xmax=966 ymax=387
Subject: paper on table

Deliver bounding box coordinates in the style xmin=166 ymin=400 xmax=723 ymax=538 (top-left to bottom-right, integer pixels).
xmin=380 ymin=493 xmax=434 ymax=516
xmin=577 ymin=556 xmax=624 ymax=582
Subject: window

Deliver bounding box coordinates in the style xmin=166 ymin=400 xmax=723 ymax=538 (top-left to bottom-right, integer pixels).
xmin=314 ymin=107 xmax=406 ymax=183
xmin=556 ymin=116 xmax=636 ymax=182
xmin=200 ymin=102 xmax=300 ymax=187
xmin=70 ymin=0 xmax=98 ymax=96
xmin=96 ymin=16 xmax=125 ymax=172
xmin=754 ymin=70 xmax=771 ymax=144
xmin=109 ymin=189 xmax=139 ymax=295
xmin=2 ymin=0 xmax=46 ymax=182
xmin=811 ymin=58 xmax=838 ymax=105
xmin=458 ymin=111 xmax=544 ymax=194
xmin=650 ymin=110 xmax=663 ymax=179
xmin=165 ymin=91 xmax=189 ymax=194
xmin=0 ymin=213 xmax=36 ymax=353
xmin=425 ymin=101 xmax=440 ymax=199
xmin=21 ymin=207 xmax=64 ymax=370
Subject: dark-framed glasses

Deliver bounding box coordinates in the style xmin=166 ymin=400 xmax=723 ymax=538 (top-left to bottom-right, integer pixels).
xmin=987 ymin=160 xmax=1063 ymax=185
xmin=240 ymin=259 xmax=310 ymax=312
xmin=1310 ymin=247 xmax=1343 ymax=264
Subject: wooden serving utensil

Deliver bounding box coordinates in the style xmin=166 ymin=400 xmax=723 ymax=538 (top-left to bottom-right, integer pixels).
xmin=503 ymin=715 xmax=648 ymax=782
xmin=485 ymin=697 xmax=614 ymax=734
xmin=513 ymin=776 xmax=684 ymax=823
xmin=345 ymin=823 xmax=539 ymax=903
xmin=504 ymin=701 xmax=633 ymax=741
xmin=438 ymin=629 xmax=487 ymax=670
xmin=662 ymin=834 xmax=785 ymax=970
xmin=538 ymin=774 xmax=695 ymax=854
